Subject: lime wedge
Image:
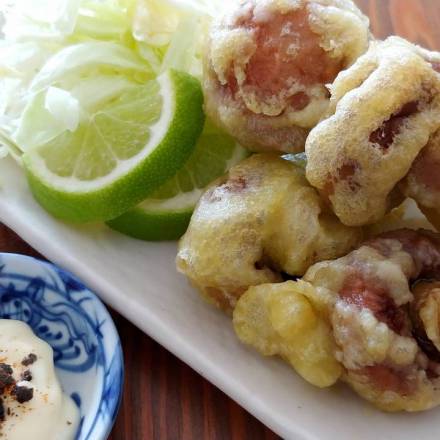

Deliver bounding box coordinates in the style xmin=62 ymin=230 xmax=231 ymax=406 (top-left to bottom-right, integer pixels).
xmin=23 ymin=69 xmax=204 ymax=223
xmin=106 ymin=122 xmax=249 ymax=241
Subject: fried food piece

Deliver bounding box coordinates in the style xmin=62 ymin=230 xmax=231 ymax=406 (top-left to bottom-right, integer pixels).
xmin=382 ymin=38 xmax=440 ymax=230
xmin=176 ymin=154 xmax=362 ymax=311
xmin=233 ymin=280 xmax=342 ymax=387
xmin=389 ymin=36 xmax=440 ymax=74
xmin=401 ymin=129 xmax=440 ymax=230
xmin=235 ymin=230 xmax=440 ymax=411
xmin=411 ymin=281 xmax=440 ymax=360
xmin=364 ymin=199 xmax=435 ymax=238
xmin=305 ymin=37 xmax=440 ymax=226
xmin=204 ymin=0 xmax=370 ymax=153
xmin=304 ymin=229 xmax=440 ymax=411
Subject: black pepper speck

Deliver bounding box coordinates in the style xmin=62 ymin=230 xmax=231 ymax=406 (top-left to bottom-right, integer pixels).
xmin=21 ymin=354 xmax=37 ymax=367
xmin=12 ymin=385 xmax=34 ymax=404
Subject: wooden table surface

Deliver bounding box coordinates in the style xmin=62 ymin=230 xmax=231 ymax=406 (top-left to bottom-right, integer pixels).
xmin=1 ymin=1 xmax=440 ymax=439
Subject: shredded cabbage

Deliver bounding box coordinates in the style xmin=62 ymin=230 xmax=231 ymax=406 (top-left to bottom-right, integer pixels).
xmin=73 ymin=0 xmax=135 ymax=42
xmin=13 ymin=90 xmax=70 ymax=151
xmin=133 ymin=0 xmax=226 ymax=45
xmin=133 ymin=0 xmax=224 ymax=77
xmin=2 ymin=0 xmax=80 ymax=41
xmin=69 ymin=76 xmax=137 ymax=112
xmin=0 ymin=145 xmax=7 ymax=159
xmin=0 ymin=0 xmax=233 ymax=158
xmin=133 ymin=0 xmax=183 ymax=46
xmin=45 ymin=87 xmax=80 ymax=132
xmin=30 ymin=41 xmax=151 ymax=92
xmin=160 ymin=16 xmax=204 ymax=78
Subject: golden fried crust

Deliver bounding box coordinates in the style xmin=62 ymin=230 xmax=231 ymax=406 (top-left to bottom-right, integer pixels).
xmin=176 ymin=154 xmax=362 ymax=311
xmin=303 ymin=229 xmax=440 ymax=412
xmin=364 ymin=199 xmax=435 ymax=238
xmin=411 ymin=282 xmax=440 ymax=355
xmin=305 ymin=37 xmax=440 ymax=226
xmin=233 ymin=230 xmax=440 ymax=411
xmin=388 ymin=39 xmax=440 ymax=231
xmin=233 ymin=281 xmax=342 ymax=387
xmin=203 ymin=0 xmax=370 ymax=152
xmin=401 ymin=129 xmax=440 ymax=229
xmin=388 ymin=36 xmax=440 ymax=75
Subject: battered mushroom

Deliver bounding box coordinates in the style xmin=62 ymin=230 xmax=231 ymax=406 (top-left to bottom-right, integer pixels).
xmin=204 ymin=0 xmax=370 ymax=153
xmin=305 ymin=229 xmax=440 ymax=411
xmin=411 ymin=281 xmax=440 ymax=362
xmin=382 ymin=38 xmax=440 ymax=230
xmin=176 ymin=154 xmax=362 ymax=311
xmin=394 ymin=36 xmax=440 ymax=74
xmin=305 ymin=37 xmax=440 ymax=226
xmin=234 ymin=229 xmax=440 ymax=412
xmin=401 ymin=129 xmax=440 ymax=230
xmin=233 ymin=280 xmax=342 ymax=388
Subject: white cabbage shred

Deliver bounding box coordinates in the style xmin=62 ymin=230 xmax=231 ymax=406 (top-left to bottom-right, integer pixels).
xmin=0 ymin=0 xmax=232 ymax=159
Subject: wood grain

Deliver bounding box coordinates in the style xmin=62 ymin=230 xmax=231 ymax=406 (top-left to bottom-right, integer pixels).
xmin=1 ymin=1 xmax=439 ymax=439
xmin=356 ymin=0 xmax=440 ymax=49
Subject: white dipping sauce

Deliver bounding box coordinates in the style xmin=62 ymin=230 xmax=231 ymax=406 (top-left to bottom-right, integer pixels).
xmin=0 ymin=320 xmax=80 ymax=439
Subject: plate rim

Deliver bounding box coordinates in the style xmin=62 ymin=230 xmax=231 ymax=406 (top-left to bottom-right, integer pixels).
xmin=0 ymin=250 xmax=125 ymax=440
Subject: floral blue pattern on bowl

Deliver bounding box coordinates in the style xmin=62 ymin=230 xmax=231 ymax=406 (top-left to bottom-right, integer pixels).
xmin=0 ymin=253 xmax=124 ymax=440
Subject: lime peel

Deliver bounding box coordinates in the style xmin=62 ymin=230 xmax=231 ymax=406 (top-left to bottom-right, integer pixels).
xmin=107 ymin=207 xmax=193 ymax=242
xmin=23 ymin=69 xmax=205 ymax=223
xmin=107 ymin=125 xmax=249 ymax=241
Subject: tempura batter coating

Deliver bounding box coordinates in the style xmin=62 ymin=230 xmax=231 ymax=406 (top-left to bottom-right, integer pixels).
xmin=401 ymin=129 xmax=440 ymax=230
xmin=386 ymin=38 xmax=440 ymax=230
xmin=364 ymin=199 xmax=435 ymax=238
xmin=233 ymin=229 xmax=440 ymax=411
xmin=304 ymin=229 xmax=440 ymax=411
xmin=306 ymin=37 xmax=440 ymax=226
xmin=233 ymin=280 xmax=342 ymax=387
xmin=389 ymin=36 xmax=440 ymax=75
xmin=176 ymin=154 xmax=361 ymax=311
xmin=411 ymin=281 xmax=440 ymax=359
xmin=204 ymin=0 xmax=370 ymax=153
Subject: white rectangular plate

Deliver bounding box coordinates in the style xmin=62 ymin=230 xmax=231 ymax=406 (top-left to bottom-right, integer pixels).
xmin=0 ymin=156 xmax=438 ymax=440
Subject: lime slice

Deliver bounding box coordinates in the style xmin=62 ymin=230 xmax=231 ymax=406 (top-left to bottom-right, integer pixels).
xmin=23 ymin=69 xmax=204 ymax=223
xmin=106 ymin=123 xmax=249 ymax=241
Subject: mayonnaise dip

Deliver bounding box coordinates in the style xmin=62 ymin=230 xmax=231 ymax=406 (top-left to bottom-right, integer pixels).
xmin=0 ymin=320 xmax=80 ymax=439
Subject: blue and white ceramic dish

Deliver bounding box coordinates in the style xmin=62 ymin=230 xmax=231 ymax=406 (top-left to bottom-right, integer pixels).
xmin=0 ymin=253 xmax=124 ymax=440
